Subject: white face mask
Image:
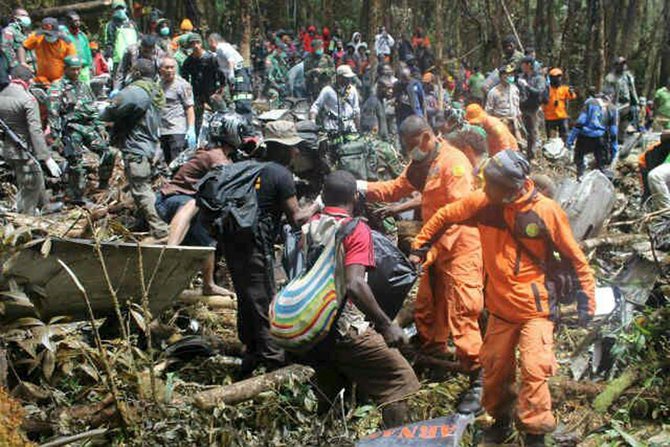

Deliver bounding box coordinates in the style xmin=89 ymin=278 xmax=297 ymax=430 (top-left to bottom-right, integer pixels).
xmin=409 ymin=146 xmax=428 ymax=162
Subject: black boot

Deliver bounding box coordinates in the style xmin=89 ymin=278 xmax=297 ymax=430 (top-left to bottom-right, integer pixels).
xmin=482 ymin=417 xmax=514 ymax=445
xmin=524 ymin=433 xmax=546 ymax=447
xmin=381 ymin=401 xmax=409 ymax=428
xmin=457 ymin=369 xmax=483 ymax=414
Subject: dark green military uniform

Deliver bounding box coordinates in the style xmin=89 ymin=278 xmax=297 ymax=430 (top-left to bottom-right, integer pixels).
xmin=304 ymin=41 xmax=335 ymax=100
xmin=48 ymin=56 xmax=116 ymax=201
xmin=264 ymin=51 xmax=289 ymax=107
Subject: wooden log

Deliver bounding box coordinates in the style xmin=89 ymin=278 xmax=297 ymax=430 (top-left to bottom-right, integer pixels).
xmin=0 ymin=347 xmax=7 ymax=389
xmin=194 ymin=364 xmax=314 ymax=409
xmin=593 ymin=367 xmax=638 ymax=413
xmin=177 ymin=289 xmax=237 ymax=309
xmin=39 ymin=428 xmax=108 ymax=447
xmin=580 ymin=233 xmax=648 ymax=251
xmin=32 ymin=0 xmax=113 ymax=18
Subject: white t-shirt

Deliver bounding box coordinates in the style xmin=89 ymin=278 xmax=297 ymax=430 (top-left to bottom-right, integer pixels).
xmin=214 ymin=42 xmax=244 ymax=81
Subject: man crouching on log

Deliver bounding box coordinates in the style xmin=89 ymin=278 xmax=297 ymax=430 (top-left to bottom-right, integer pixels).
xmin=410 ymin=150 xmax=596 ymax=447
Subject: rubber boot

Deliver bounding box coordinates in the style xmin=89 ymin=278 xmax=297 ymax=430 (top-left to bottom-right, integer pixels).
xmin=381 ymin=401 xmax=409 ymax=428
xmin=482 ymin=417 xmax=514 ymax=445
xmin=524 ymin=433 xmax=546 ymax=447
xmin=457 ymin=369 xmax=483 ymax=414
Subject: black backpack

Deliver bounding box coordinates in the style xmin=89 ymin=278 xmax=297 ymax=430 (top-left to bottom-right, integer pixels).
xmin=341 ymin=219 xmax=417 ymax=319
xmin=195 ymin=161 xmax=266 ymax=240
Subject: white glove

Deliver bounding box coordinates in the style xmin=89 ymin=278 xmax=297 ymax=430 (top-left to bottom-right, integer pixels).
xmin=45 ymin=158 xmax=62 ymax=178
xmin=314 ymin=195 xmax=324 ymax=211
xmin=356 ymin=180 xmax=368 ymax=194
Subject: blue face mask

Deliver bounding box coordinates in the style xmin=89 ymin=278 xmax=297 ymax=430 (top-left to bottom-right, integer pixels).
xmin=315 ymin=50 xmax=323 ymax=57
xmin=113 ymin=9 xmax=128 ymax=21
xmin=18 ymin=16 xmax=31 ymax=28
xmin=506 ymin=76 xmax=515 ymax=84
xmin=160 ymin=27 xmax=170 ymax=37
xmin=45 ymin=35 xmax=58 ymax=43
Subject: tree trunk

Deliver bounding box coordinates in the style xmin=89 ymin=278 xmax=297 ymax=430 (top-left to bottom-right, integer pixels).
xmin=660 ymin=0 xmax=670 ymax=86
xmin=534 ymin=0 xmax=546 ymax=55
xmin=594 ymin=0 xmax=606 ymax=90
xmin=546 ymin=0 xmax=556 ymax=59
xmin=194 ymin=364 xmax=315 ymax=409
xmin=323 ymin=0 xmax=333 ymax=29
xmin=435 ymin=0 xmax=445 ymax=65
xmin=240 ymin=0 xmax=252 ymax=65
xmin=620 ymin=0 xmax=640 ymax=57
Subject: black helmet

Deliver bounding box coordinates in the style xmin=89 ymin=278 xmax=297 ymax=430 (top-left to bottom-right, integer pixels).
xmin=208 ymin=112 xmax=253 ymax=148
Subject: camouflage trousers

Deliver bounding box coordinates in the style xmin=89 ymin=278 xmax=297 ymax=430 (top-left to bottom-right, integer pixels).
xmin=64 ymin=124 xmax=116 ymax=201
xmin=7 ymin=158 xmax=47 ymax=216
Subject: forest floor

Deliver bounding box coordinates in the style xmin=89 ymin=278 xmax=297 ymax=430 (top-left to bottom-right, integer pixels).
xmin=0 ymin=135 xmax=668 ymax=446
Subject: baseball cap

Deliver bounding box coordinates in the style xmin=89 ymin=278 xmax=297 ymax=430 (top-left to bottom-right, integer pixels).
xmin=336 ymin=64 xmax=356 ymax=78
xmin=40 ymin=18 xmax=59 ymax=37
xmin=483 ymin=149 xmax=530 ymax=190
xmin=187 ymin=33 xmax=202 ymax=44
xmin=64 ymin=55 xmax=82 ymax=67
xmin=264 ymin=121 xmax=304 ymax=146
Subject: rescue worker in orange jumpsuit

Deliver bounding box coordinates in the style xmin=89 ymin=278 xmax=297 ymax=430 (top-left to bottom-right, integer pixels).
xmin=465 ymin=103 xmax=518 ymax=156
xmin=411 ymin=149 xmax=596 ymax=447
xmin=357 ymin=115 xmax=485 ymax=415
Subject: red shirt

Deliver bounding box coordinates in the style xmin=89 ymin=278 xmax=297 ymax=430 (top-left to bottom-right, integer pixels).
xmin=318 ymin=206 xmax=375 ymax=268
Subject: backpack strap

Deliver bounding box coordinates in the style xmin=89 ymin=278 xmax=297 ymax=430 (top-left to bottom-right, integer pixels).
xmin=503 ymin=189 xmax=551 ymax=273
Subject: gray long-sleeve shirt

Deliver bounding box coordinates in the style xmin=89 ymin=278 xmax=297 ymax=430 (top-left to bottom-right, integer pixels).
xmin=0 ymin=82 xmax=49 ymax=161
xmin=101 ymin=83 xmax=160 ymax=158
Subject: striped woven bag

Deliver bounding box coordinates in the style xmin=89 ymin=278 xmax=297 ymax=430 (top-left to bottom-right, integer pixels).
xmin=269 ymin=214 xmax=348 ymax=352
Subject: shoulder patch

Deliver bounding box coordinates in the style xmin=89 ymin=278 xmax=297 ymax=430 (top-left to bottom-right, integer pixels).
xmin=452 ymin=164 xmax=466 ymax=177
xmin=525 ymin=222 xmax=540 ymax=238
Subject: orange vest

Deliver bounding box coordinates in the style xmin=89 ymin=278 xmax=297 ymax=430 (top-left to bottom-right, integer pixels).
xmin=543 ymin=85 xmax=576 ymax=121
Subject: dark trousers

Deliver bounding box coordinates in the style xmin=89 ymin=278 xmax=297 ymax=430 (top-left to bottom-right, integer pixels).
xmin=546 ymin=119 xmax=569 ymax=143
xmin=522 ymin=110 xmax=540 ymax=158
xmin=160 ymin=134 xmax=186 ymax=164
xmin=232 ymin=67 xmax=253 ymax=117
xmin=223 ymin=234 xmax=285 ymax=368
xmin=574 ymin=135 xmax=609 ymax=178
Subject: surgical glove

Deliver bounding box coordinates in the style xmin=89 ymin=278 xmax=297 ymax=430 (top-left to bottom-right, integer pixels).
xmin=356 ymin=180 xmax=368 ymax=194
xmin=186 ymin=126 xmax=197 ymax=148
xmin=45 ymin=158 xmax=62 ymax=178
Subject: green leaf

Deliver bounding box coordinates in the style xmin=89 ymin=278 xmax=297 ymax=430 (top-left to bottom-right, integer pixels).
xmin=353 ymin=405 xmax=374 ymax=418
xmin=611 ymin=421 xmax=644 ymax=447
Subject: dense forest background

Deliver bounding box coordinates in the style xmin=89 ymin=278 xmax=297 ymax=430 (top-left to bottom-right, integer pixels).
xmin=3 ymin=0 xmax=670 ymax=97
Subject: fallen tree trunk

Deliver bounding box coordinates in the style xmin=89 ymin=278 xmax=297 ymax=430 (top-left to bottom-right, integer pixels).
xmin=178 ymin=289 xmax=237 ymax=309
xmin=580 ymin=233 xmax=648 ymax=251
xmin=39 ymin=428 xmax=108 ymax=447
xmin=194 ymin=364 xmax=314 ymax=409
xmin=32 ymin=0 xmax=112 ymax=18
xmin=593 ymin=367 xmax=638 ymax=413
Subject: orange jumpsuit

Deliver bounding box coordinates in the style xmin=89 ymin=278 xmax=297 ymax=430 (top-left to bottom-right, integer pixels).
xmin=465 ymin=104 xmax=518 ymax=156
xmin=413 ymin=181 xmax=596 ymax=434
xmin=367 ymin=142 xmax=484 ymax=371
xmin=23 ymin=33 xmax=76 ymax=83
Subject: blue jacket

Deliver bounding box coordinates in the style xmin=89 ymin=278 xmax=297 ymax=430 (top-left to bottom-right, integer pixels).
xmin=567 ymin=97 xmax=618 ymax=153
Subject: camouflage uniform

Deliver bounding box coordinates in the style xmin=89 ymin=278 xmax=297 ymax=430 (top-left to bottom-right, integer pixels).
xmin=264 ymin=51 xmax=289 ymax=107
xmin=304 ymin=52 xmax=335 ymax=100
xmin=48 ymin=76 xmax=116 ymax=201
xmin=364 ymin=135 xmax=406 ymax=237
xmin=1 ymin=21 xmax=35 ymax=70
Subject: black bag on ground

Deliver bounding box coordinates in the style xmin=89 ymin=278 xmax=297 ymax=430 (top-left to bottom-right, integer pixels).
xmin=341 ymin=219 xmax=417 ymax=319
xmin=195 ymin=160 xmax=266 ymax=239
